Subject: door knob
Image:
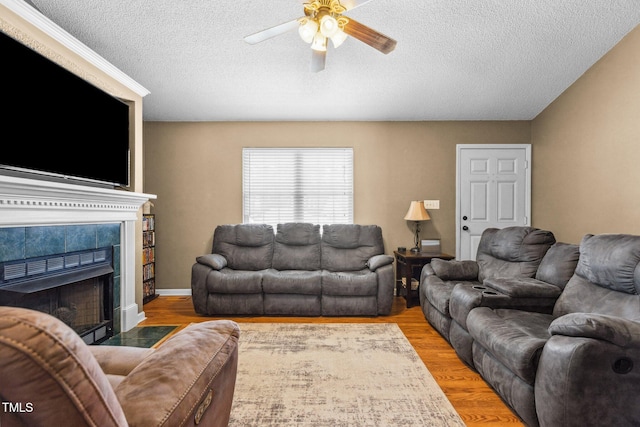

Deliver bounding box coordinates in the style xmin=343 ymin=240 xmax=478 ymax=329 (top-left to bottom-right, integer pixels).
xmin=462 ymin=216 xmax=468 ymax=221
xmin=462 ymin=226 xmax=469 ymax=231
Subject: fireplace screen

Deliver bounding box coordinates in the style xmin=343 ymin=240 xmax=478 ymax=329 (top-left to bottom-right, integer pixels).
xmin=0 ymin=248 xmax=114 ymax=344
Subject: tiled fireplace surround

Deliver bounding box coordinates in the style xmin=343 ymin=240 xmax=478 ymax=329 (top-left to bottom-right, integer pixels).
xmin=0 ymin=174 xmax=154 ymax=333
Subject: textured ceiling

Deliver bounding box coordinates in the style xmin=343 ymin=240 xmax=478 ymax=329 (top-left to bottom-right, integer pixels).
xmin=27 ymin=0 xmax=640 ymax=121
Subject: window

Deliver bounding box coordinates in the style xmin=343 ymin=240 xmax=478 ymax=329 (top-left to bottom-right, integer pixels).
xmin=243 ymin=148 xmax=353 ymax=228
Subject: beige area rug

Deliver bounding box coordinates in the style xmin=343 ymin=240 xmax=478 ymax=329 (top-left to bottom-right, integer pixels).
xmin=229 ymin=323 xmax=466 ymax=426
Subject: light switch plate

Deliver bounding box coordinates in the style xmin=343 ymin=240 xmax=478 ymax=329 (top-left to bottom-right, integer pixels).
xmin=424 ymin=200 xmax=440 ymax=209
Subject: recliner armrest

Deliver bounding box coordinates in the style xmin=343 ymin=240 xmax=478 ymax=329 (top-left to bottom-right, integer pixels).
xmin=431 ymin=259 xmax=478 ymax=281
xmin=483 ymin=277 xmax=562 ymax=298
xmin=367 ymin=254 xmax=394 ymax=271
xmin=549 ymin=313 xmax=640 ymax=348
xmin=116 ymin=320 xmax=240 ymax=427
xmin=90 ymin=345 xmax=155 ymax=376
xmin=196 ymin=253 xmax=228 ymax=270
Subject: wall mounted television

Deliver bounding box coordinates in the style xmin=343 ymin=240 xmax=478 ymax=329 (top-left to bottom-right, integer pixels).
xmin=0 ymin=30 xmax=130 ymax=187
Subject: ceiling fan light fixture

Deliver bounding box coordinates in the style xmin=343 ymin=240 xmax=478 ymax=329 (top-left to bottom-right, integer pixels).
xmin=299 ymin=19 xmax=319 ymax=43
xmin=245 ymin=0 xmax=397 ymax=71
xmin=320 ymin=15 xmax=339 ymax=38
xmin=329 ymin=29 xmax=348 ymax=48
xmin=311 ymin=33 xmax=328 ymax=52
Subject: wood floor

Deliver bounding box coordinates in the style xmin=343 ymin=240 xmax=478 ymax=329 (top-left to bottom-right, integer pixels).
xmin=141 ymin=296 xmax=525 ymax=427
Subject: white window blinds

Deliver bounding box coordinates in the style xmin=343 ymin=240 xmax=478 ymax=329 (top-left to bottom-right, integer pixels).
xmin=243 ymin=148 xmax=354 ymax=227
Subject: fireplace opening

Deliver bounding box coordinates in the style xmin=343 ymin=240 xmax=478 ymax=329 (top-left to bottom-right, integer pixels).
xmin=0 ymin=248 xmax=114 ymax=345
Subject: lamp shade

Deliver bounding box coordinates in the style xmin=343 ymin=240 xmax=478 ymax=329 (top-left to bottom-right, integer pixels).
xmin=299 ymin=19 xmax=318 ymax=44
xmin=320 ymin=15 xmax=339 ymax=38
xmin=404 ymin=201 xmax=431 ymax=221
xmin=311 ymin=32 xmax=328 ymax=52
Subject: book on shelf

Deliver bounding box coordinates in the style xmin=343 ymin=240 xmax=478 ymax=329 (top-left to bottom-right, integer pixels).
xmin=143 ymin=231 xmax=155 ymax=247
xmin=143 ymin=247 xmax=155 ymax=264
xmin=142 ymin=214 xmax=155 ymax=232
xmin=143 ymin=263 xmax=155 ymax=281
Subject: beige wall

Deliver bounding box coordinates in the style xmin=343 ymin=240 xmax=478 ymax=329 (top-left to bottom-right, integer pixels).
xmin=144 ymin=121 xmax=529 ymax=290
xmin=531 ymin=25 xmax=640 ymax=244
xmin=145 ymin=25 xmax=640 ymax=292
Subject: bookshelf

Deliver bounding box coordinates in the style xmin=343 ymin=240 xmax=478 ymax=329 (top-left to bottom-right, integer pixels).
xmin=142 ymin=214 xmax=157 ymax=304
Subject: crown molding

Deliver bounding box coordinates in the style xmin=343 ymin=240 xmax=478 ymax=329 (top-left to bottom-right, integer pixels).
xmin=0 ymin=175 xmax=156 ymax=227
xmin=1 ymin=0 xmax=149 ymax=97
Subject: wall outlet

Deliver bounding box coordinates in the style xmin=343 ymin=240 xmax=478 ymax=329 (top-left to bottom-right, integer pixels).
xmin=424 ymin=200 xmax=440 ymax=209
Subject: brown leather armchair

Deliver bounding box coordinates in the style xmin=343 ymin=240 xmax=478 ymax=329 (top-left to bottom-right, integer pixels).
xmin=0 ymin=306 xmax=239 ymax=427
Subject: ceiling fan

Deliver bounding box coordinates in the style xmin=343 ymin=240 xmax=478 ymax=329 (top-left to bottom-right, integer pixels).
xmin=244 ymin=0 xmax=397 ymax=72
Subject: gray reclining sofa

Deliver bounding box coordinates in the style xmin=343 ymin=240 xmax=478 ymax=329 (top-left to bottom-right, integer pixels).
xmin=191 ymin=223 xmax=394 ymax=316
xmin=469 ymin=233 xmax=640 ymax=426
xmin=420 ymin=226 xmax=558 ymax=346
xmin=421 ymin=226 xmax=581 ymax=368
xmin=421 ymin=227 xmax=640 ymax=426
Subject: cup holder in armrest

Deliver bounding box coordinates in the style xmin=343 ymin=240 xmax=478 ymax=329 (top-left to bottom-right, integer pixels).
xmin=471 ymin=285 xmax=499 ymax=296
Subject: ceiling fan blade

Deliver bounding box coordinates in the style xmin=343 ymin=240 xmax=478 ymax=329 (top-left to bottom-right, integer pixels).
xmin=343 ymin=18 xmax=397 ymax=54
xmin=310 ymin=49 xmax=326 ymax=72
xmin=340 ymin=0 xmax=374 ymax=11
xmin=244 ymin=18 xmax=301 ymax=44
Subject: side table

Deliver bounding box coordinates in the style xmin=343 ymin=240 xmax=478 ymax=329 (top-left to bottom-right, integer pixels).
xmin=394 ymin=250 xmax=454 ymax=308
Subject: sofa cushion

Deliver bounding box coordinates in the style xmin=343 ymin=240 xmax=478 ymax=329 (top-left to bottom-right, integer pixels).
xmin=552 ymin=234 xmax=640 ymax=321
xmin=322 ymin=270 xmax=378 ymax=296
xmin=553 ymin=275 xmax=640 ymax=321
xmin=574 ymin=233 xmax=640 ymax=295
xmin=476 ymin=227 xmax=556 ymax=282
xmin=321 ymin=224 xmax=385 ymax=271
xmin=467 ymin=307 xmax=553 ymax=385
xmin=262 ymin=269 xmax=322 ymax=295
xmin=275 ymin=222 xmax=321 ymax=246
xmin=212 ymin=224 xmax=274 ymax=271
xmin=272 ymin=223 xmax=321 ymax=271
xmin=534 ymin=242 xmax=580 ymax=288
xmin=206 ymin=269 xmax=264 ymax=294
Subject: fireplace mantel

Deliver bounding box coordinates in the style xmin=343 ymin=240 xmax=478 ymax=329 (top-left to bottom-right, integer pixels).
xmin=0 ymin=174 xmax=156 ymax=331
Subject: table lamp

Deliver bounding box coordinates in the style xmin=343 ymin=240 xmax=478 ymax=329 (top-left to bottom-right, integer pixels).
xmin=404 ymin=200 xmax=430 ymax=252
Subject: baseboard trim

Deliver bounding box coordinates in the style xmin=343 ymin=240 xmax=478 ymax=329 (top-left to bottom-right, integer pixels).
xmin=155 ymin=289 xmax=192 ymax=296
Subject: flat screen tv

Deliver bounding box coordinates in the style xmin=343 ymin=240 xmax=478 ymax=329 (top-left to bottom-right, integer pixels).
xmin=1 ymin=30 xmax=130 ymax=187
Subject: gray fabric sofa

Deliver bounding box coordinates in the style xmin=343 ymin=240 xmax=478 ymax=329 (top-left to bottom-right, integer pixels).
xmin=419 ymin=226 xmax=558 ymax=345
xmin=468 ymin=233 xmax=640 ymax=427
xmin=191 ymin=223 xmax=395 ymax=316
xmin=447 ymin=241 xmax=580 ymax=367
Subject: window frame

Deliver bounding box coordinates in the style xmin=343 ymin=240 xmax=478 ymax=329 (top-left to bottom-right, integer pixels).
xmin=242 ymin=147 xmax=354 ymax=227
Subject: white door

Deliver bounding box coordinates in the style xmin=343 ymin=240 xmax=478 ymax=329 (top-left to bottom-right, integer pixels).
xmin=456 ymin=144 xmax=531 ymax=260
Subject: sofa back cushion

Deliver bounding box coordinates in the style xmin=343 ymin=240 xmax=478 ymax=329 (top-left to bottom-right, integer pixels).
xmin=212 ymin=224 xmax=274 ymax=270
xmin=535 ymin=242 xmax=580 ymax=289
xmin=476 ymin=226 xmax=556 ymax=282
xmin=553 ymin=234 xmax=640 ymax=321
xmin=272 ymin=223 xmax=321 ymax=270
xmin=321 ymin=224 xmax=385 ymax=271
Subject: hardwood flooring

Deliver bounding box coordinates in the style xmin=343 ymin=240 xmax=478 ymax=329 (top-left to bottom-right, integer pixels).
xmin=141 ymin=296 xmax=525 ymax=427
